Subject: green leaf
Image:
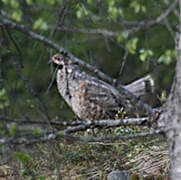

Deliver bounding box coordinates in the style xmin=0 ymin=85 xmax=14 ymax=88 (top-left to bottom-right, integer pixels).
xmin=9 ymin=126 xmax=18 ymax=137
xmin=108 ymin=0 xmax=115 ymax=6
xmin=132 ymin=38 xmax=138 ymax=49
xmin=34 ymin=129 xmax=42 ymax=136
xmin=87 ymin=0 xmax=93 ymax=4
xmin=117 ymin=35 xmax=124 ymax=43
xmin=158 ymin=49 xmax=177 ymax=65
xmin=2 ymin=0 xmax=9 ymax=5
xmin=20 ymin=168 xmax=27 ymax=175
xmin=139 ymin=49 xmax=153 ymax=62
xmin=142 ymin=6 xmax=146 ymax=13
xmin=38 ymin=176 xmax=46 ymax=180
xmin=140 ymin=53 xmax=147 ymax=62
xmin=33 ymin=18 xmax=48 ymax=31
xmin=99 ymin=170 xmax=103 ymax=179
xmin=58 ymin=131 xmax=64 ymax=137
xmin=111 ymin=7 xmax=118 ymax=21
xmin=160 ymin=90 xmax=167 ymax=103
xmin=117 ymin=8 xmax=124 ymax=17
xmin=76 ymin=5 xmax=88 ymax=19
xmin=47 ymin=0 xmax=55 ymax=5
xmin=130 ymin=1 xmax=146 ymax=13
xmin=0 ymin=88 xmax=6 ymax=96
xmin=135 ymin=5 xmax=140 ymax=13
xmin=4 ymin=101 xmax=10 ymax=107
xmin=12 ymin=10 xmax=22 ymax=22
xmin=76 ymin=10 xmax=82 ymax=19
xmin=10 ymin=0 xmax=19 ymax=8
xmin=108 ymin=3 xmax=124 ymax=21
xmin=148 ymin=50 xmax=153 ymax=56
xmin=15 ymin=152 xmax=32 ymax=164
xmin=130 ymin=1 xmax=140 ymax=13
xmin=122 ymin=31 xmax=129 ymax=39
xmin=75 ymin=3 xmax=80 ymax=9
xmin=36 ymin=0 xmax=46 ymax=5
xmin=0 ymin=123 xmax=6 ymax=136
xmin=0 ymin=88 xmax=10 ymax=109
xmin=127 ymin=38 xmax=139 ymax=54
xmin=0 ymin=104 xmax=4 ymax=109
xmin=26 ymin=0 xmax=33 ymax=5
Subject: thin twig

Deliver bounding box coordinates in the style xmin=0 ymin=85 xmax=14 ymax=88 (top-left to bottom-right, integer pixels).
xmin=0 ymin=129 xmax=165 ymax=145
xmin=46 ymin=64 xmax=59 ymax=94
xmin=0 ymin=37 xmax=3 ymax=89
xmin=49 ymin=0 xmax=70 ymax=40
xmin=119 ymin=45 xmax=129 ymax=76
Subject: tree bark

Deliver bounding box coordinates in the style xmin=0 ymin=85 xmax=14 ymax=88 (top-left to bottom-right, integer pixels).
xmin=159 ymin=2 xmax=181 ymax=179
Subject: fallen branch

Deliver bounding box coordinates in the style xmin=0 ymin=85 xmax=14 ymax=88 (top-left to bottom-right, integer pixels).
xmin=0 ymin=115 xmax=150 ymax=128
xmin=71 ymin=129 xmax=165 ymax=143
xmin=0 ymin=129 xmax=165 ymax=145
xmin=0 ymin=115 xmax=83 ymax=126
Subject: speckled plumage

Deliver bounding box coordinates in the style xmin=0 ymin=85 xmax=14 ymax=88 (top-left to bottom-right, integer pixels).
xmin=50 ymin=54 xmax=154 ymax=120
xmin=50 ymin=54 xmax=122 ymax=120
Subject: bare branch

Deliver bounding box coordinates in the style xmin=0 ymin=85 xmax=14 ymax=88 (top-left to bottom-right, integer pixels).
xmin=54 ymin=26 xmax=121 ymax=37
xmin=0 ymin=115 xmax=151 ymax=128
xmin=71 ymin=129 xmax=165 ymax=143
xmin=0 ymin=115 xmax=83 ymax=126
xmin=153 ymin=0 xmax=179 ymax=24
xmin=54 ymin=1 xmax=179 ymax=37
xmin=49 ymin=0 xmax=70 ymax=40
xmin=128 ymin=0 xmax=179 ymax=33
xmin=118 ymin=46 xmax=129 ymax=76
xmin=164 ymin=0 xmax=179 ymax=17
xmin=0 ymin=129 xmax=164 ymax=145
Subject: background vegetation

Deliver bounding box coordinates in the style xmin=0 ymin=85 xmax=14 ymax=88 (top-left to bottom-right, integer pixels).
xmin=0 ymin=0 xmax=178 ymax=179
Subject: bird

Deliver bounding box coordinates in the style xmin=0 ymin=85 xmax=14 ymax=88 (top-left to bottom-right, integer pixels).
xmin=49 ymin=54 xmax=154 ymax=121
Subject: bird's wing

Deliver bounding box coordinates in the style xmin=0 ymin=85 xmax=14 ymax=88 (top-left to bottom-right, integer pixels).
xmin=74 ymin=72 xmax=121 ymax=110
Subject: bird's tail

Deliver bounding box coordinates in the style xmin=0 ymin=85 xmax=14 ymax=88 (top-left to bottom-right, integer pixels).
xmin=124 ymin=75 xmax=154 ymax=97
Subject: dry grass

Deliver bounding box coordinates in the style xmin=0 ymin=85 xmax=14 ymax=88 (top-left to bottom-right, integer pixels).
xmin=0 ymin=132 xmax=169 ymax=180
xmin=0 ymin=165 xmax=20 ymax=180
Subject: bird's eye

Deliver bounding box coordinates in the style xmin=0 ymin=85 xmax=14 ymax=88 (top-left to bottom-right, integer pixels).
xmin=55 ymin=55 xmax=61 ymax=60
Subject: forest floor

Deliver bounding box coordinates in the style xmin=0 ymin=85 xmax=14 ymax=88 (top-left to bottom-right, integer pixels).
xmin=0 ymin=127 xmax=169 ymax=180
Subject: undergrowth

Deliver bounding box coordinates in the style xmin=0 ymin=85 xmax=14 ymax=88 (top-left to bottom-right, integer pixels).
xmin=0 ymin=129 xmax=169 ymax=180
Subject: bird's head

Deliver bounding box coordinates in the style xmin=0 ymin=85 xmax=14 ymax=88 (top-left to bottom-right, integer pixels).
xmin=49 ymin=53 xmax=79 ymax=72
xmin=49 ymin=54 xmax=65 ymax=69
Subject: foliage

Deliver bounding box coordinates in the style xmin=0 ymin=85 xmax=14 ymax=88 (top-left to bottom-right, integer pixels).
xmin=9 ymin=125 xmax=18 ymax=136
xmin=127 ymin=38 xmax=139 ymax=54
xmin=0 ymin=136 xmax=168 ymax=179
xmin=0 ymin=0 xmax=178 ymax=179
xmin=158 ymin=49 xmax=177 ymax=65
xmin=15 ymin=152 xmax=32 ymax=164
xmin=33 ymin=18 xmax=48 ymax=31
xmin=0 ymin=88 xmax=10 ymax=110
xmin=139 ymin=49 xmax=154 ymax=62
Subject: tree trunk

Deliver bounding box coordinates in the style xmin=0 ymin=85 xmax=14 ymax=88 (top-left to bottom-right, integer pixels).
xmin=159 ymin=2 xmax=181 ymax=179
